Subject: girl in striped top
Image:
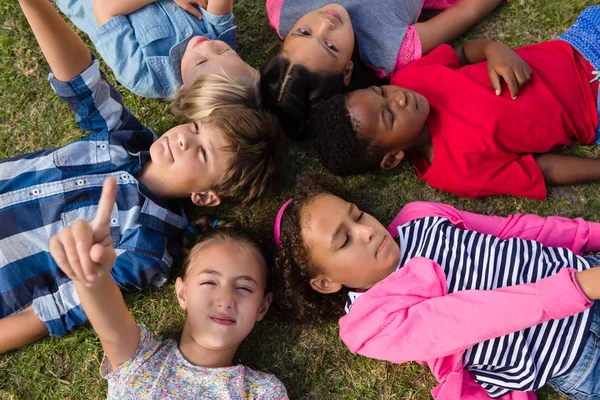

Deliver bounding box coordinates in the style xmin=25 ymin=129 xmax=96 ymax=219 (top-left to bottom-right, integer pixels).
xmin=274 ymin=174 xmax=600 ymax=399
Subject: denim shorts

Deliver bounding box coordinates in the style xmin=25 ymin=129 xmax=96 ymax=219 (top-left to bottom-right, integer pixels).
xmin=547 ymin=298 xmax=600 ymax=399
xmin=558 ymin=5 xmax=600 ymax=144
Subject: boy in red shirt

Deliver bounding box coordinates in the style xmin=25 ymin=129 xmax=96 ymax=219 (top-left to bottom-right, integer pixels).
xmin=311 ymin=6 xmax=600 ymax=200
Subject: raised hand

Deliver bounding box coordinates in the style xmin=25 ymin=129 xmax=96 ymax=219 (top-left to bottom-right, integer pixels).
xmin=485 ymin=41 xmax=532 ymax=99
xmin=174 ymin=0 xmax=208 ymax=19
xmin=49 ymin=177 xmax=118 ymax=286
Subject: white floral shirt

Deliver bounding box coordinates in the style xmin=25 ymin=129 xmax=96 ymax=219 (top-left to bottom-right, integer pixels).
xmin=101 ymin=325 xmax=288 ymax=399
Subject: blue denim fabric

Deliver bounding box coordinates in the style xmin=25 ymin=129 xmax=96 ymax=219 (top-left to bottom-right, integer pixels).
xmin=558 ymin=6 xmax=600 ymax=145
xmin=548 ymin=299 xmax=600 ymax=399
xmin=57 ymin=0 xmax=236 ymax=98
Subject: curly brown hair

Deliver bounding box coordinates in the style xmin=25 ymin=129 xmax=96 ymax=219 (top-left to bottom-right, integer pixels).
xmin=274 ymin=173 xmax=358 ymax=323
xmin=181 ymin=216 xmax=270 ymax=293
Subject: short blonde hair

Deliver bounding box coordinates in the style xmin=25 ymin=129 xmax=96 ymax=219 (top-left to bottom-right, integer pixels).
xmin=171 ymin=72 xmax=261 ymax=122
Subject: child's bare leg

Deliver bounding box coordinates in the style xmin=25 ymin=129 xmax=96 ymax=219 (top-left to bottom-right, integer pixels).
xmin=0 ymin=306 xmax=49 ymax=353
xmin=534 ymin=153 xmax=600 ymax=186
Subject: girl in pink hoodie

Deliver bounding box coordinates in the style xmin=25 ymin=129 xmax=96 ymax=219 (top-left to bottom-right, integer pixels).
xmin=274 ymin=174 xmax=600 ymax=399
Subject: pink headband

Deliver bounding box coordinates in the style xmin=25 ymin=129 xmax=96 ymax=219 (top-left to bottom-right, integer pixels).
xmin=274 ymin=199 xmax=293 ymax=247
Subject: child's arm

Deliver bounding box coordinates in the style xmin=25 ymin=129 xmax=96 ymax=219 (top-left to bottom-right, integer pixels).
xmin=94 ymin=0 xmax=211 ymax=24
xmin=206 ymin=0 xmax=233 ymax=16
xmin=413 ymin=0 xmax=502 ymax=56
xmin=455 ymin=39 xmax=531 ymax=98
xmin=339 ymin=257 xmax=597 ymax=364
xmin=49 ymin=178 xmax=140 ymax=370
xmin=534 ymin=153 xmax=600 ymax=189
xmin=390 ymin=202 xmax=600 ymax=254
xmin=0 ymin=306 xmax=49 ymax=354
xmin=19 ymin=0 xmax=91 ymax=82
xmin=20 ymin=0 xmax=148 ymax=135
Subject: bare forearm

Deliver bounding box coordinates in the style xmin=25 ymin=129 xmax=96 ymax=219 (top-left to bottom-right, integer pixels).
xmin=414 ymin=0 xmax=502 ymax=55
xmin=207 ymin=0 xmax=233 ymax=15
xmin=534 ymin=153 xmax=600 ymax=186
xmin=74 ymin=274 xmax=139 ymax=368
xmin=18 ymin=0 xmax=92 ymax=82
xmin=0 ymin=306 xmax=48 ymax=353
xmin=455 ymin=39 xmax=497 ymax=66
xmin=93 ymin=0 xmax=156 ymax=25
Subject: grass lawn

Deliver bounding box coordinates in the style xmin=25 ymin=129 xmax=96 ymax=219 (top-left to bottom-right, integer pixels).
xmin=1 ymin=0 xmax=599 ymax=398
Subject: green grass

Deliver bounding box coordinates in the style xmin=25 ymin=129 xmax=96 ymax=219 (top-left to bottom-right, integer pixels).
xmin=1 ymin=0 xmax=599 ymax=398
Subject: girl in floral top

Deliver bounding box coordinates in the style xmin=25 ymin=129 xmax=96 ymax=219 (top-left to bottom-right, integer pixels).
xmin=49 ymin=178 xmax=288 ymax=399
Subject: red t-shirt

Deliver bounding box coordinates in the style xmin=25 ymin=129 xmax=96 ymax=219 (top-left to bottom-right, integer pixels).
xmin=391 ymin=41 xmax=599 ymax=199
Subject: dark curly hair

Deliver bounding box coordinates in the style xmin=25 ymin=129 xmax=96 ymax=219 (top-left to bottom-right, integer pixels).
xmin=260 ymin=43 xmax=385 ymax=140
xmin=181 ymin=216 xmax=271 ymax=293
xmin=310 ymin=93 xmax=386 ymax=176
xmin=274 ymin=173 xmax=359 ymax=323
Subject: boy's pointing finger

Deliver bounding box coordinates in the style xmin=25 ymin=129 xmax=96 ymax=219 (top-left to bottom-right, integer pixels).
xmin=91 ymin=177 xmax=117 ymax=232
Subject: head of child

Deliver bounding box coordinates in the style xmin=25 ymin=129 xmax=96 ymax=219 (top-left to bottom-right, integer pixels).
xmin=274 ymin=174 xmax=400 ymax=319
xmin=260 ymin=4 xmax=358 ymax=139
xmin=146 ymin=105 xmax=281 ymax=206
xmin=180 ymin=37 xmax=257 ymax=91
xmin=176 ymin=217 xmax=272 ymax=367
xmin=310 ymin=86 xmax=431 ymax=176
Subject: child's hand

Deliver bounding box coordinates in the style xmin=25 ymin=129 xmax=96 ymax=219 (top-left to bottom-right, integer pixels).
xmin=575 ymin=267 xmax=600 ymax=300
xmin=485 ymin=42 xmax=532 ymax=99
xmin=174 ymin=0 xmax=207 ymax=19
xmin=49 ymin=177 xmax=117 ymax=286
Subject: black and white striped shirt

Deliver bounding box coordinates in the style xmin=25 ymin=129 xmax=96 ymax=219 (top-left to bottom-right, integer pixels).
xmin=346 ymin=216 xmax=593 ymax=397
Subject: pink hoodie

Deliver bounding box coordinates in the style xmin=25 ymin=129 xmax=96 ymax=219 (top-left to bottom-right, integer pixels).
xmin=339 ymin=202 xmax=599 ymax=399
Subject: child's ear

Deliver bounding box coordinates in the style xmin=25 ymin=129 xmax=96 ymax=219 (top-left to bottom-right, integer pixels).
xmin=310 ymin=275 xmax=343 ymax=294
xmin=343 ymin=61 xmax=354 ymax=86
xmin=257 ymin=292 xmax=273 ymax=322
xmin=191 ymin=191 xmax=221 ymax=207
xmin=380 ymin=150 xmax=404 ymax=170
xmin=175 ymin=277 xmax=187 ymax=310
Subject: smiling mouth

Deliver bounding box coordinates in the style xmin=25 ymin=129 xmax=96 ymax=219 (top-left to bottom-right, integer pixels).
xmin=210 ymin=316 xmax=236 ymax=326
xmin=165 ymin=137 xmax=174 ymax=160
xmin=193 ymin=37 xmax=209 ymax=49
xmin=376 ymin=237 xmax=388 ymax=256
xmin=325 ymin=9 xmax=342 ymax=23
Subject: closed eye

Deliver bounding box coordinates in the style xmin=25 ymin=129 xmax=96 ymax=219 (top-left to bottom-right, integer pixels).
xmin=387 ymin=107 xmax=395 ymax=126
xmin=200 ymin=146 xmax=207 ymax=162
xmin=356 ymin=211 xmax=364 ymax=221
xmin=236 ymin=287 xmax=253 ymax=293
xmin=200 ymin=281 xmax=216 ymax=286
xmin=340 ymin=235 xmax=350 ymax=249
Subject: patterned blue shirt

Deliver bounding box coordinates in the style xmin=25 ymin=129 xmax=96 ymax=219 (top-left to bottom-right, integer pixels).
xmin=57 ymin=0 xmax=237 ymax=98
xmin=0 ymin=58 xmax=188 ymax=337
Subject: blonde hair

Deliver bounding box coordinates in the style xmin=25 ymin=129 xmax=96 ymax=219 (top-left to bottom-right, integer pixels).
xmin=171 ymin=72 xmax=261 ymax=122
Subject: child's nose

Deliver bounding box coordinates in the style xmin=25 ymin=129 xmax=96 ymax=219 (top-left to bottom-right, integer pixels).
xmin=318 ymin=18 xmax=336 ymax=33
xmin=359 ymin=224 xmax=375 ymax=242
xmin=216 ymin=289 xmax=234 ymax=309
xmin=178 ymin=133 xmax=189 ymax=150
xmin=390 ymin=91 xmax=407 ymax=109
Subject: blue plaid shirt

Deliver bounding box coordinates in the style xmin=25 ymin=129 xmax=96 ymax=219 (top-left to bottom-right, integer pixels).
xmin=0 ymin=58 xmax=188 ymax=337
